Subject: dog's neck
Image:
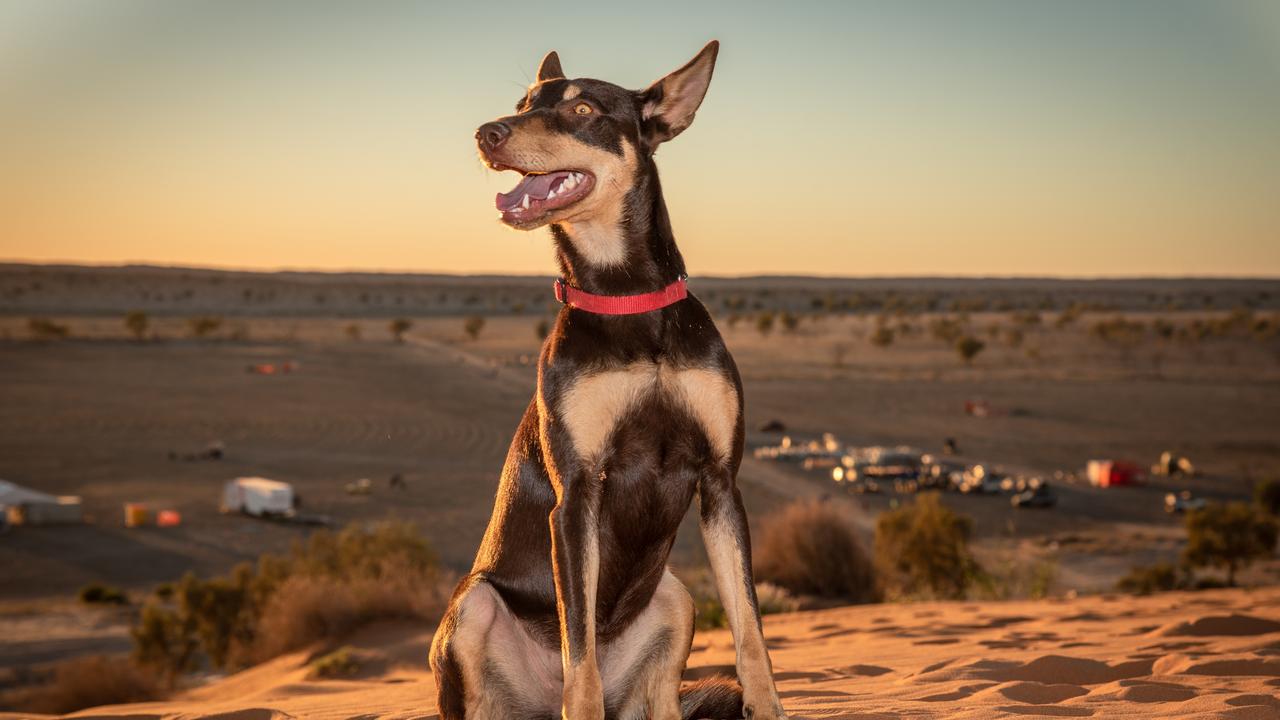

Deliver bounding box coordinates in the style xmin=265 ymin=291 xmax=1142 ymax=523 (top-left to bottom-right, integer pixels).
xmin=550 ymin=159 xmax=686 ymax=297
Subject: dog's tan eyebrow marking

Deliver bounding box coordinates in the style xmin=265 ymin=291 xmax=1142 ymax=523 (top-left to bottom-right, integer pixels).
xmin=562 ymin=84 xmax=581 ymax=101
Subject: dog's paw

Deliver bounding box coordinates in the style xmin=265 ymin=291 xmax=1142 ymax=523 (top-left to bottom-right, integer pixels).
xmin=742 ymin=700 xmax=788 ymax=720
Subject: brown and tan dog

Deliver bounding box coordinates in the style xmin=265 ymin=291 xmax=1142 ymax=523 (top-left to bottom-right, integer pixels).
xmin=429 ymin=42 xmax=787 ymax=720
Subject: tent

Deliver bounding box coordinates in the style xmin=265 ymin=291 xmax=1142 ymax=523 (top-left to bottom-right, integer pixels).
xmin=0 ymin=479 xmax=84 ymax=525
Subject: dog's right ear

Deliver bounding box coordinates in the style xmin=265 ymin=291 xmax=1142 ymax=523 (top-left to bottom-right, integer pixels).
xmin=537 ymin=51 xmax=565 ymax=82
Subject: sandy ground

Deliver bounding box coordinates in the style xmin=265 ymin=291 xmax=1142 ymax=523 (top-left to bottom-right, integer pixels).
xmin=2 ymin=586 xmax=1276 ymax=719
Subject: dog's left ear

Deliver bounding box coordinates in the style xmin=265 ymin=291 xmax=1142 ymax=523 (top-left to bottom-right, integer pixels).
xmin=638 ymin=40 xmax=719 ymax=150
xmin=537 ymin=51 xmax=565 ymax=82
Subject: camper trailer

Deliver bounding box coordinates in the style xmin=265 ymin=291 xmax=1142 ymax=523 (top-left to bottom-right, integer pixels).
xmin=0 ymin=480 xmax=83 ymax=526
xmin=221 ymin=477 xmax=294 ymax=518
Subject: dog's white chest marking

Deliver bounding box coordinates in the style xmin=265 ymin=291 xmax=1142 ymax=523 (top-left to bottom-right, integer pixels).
xmin=560 ymin=363 xmax=737 ymax=463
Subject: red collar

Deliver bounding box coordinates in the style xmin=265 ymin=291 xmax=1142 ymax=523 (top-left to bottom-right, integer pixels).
xmin=553 ymin=276 xmax=688 ymax=315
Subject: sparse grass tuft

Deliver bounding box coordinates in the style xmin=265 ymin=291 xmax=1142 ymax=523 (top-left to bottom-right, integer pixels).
xmin=0 ymin=656 xmax=163 ymax=715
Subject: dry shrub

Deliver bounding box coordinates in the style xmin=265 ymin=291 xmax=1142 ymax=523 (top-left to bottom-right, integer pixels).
xmin=754 ymin=500 xmax=878 ymax=603
xmin=251 ymin=560 xmax=450 ymax=661
xmin=1 ymin=656 xmax=162 ymax=715
xmin=875 ymin=492 xmax=981 ymax=600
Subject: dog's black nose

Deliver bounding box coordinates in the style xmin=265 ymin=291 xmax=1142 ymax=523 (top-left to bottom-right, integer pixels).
xmin=476 ymin=122 xmax=511 ymax=151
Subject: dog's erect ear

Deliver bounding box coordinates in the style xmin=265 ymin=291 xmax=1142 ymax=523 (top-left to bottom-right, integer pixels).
xmin=537 ymin=51 xmax=565 ymax=82
xmin=638 ymin=40 xmax=719 ymax=149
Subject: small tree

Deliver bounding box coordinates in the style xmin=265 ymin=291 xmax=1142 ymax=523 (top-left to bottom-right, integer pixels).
xmin=1183 ymin=502 xmax=1278 ymax=586
xmin=131 ymin=603 xmax=199 ymax=687
xmin=124 ymin=310 xmax=149 ymax=341
xmin=535 ymin=318 xmax=550 ymax=340
xmin=779 ymin=312 xmax=800 ymax=333
xmin=869 ymin=325 xmax=894 ymax=348
xmin=875 ymin=493 xmax=980 ymax=600
xmin=955 ymin=336 xmax=985 ymax=365
xmin=463 ymin=315 xmax=486 ymax=341
xmin=755 ymin=312 xmax=775 ymax=337
xmin=389 ymin=318 xmax=412 ymax=343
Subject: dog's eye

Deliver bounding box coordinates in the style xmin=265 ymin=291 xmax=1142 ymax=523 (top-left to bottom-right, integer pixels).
xmin=574 ymin=102 xmax=593 ymax=115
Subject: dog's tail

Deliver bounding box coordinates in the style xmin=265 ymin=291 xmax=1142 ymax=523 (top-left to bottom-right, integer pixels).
xmin=679 ymin=678 xmax=744 ymax=720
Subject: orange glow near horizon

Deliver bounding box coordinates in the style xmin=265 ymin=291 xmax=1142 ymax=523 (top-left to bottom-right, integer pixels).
xmin=1 ymin=2 xmax=1278 ymax=277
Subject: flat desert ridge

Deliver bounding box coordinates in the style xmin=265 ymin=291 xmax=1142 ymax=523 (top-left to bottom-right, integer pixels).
xmin=4 ymin=587 xmax=1275 ymax=720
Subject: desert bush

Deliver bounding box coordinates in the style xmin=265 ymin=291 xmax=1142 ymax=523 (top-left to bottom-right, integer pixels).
xmin=955 ymin=336 xmax=985 ymax=365
xmin=79 ymin=583 xmax=128 ymax=605
xmin=693 ymin=595 xmax=727 ymax=631
xmin=869 ymin=325 xmax=894 ymax=348
xmin=535 ymin=318 xmax=550 ymax=340
xmin=1183 ymin=502 xmax=1278 ymax=586
xmin=344 ymin=323 xmax=361 ymax=341
xmin=875 ymin=493 xmax=981 ymax=600
xmin=929 ymin=316 xmax=964 ymax=344
xmin=779 ymin=312 xmax=800 ymax=333
xmin=187 ymin=316 xmax=223 ymax=338
xmin=754 ymin=500 xmax=878 ymax=602
xmin=1115 ymin=563 xmax=1182 ymax=595
xmin=754 ymin=582 xmax=801 ymax=615
xmin=1256 ymin=477 xmax=1280 ymax=517
xmin=0 ymin=655 xmax=163 ymax=715
xmin=309 ymin=646 xmax=361 ymax=679
xmin=27 ymin=318 xmax=69 ymax=340
xmin=464 ymin=315 xmax=486 ymax=340
xmin=131 ymin=603 xmax=200 ymax=685
xmin=1054 ymin=303 xmax=1084 ymax=328
xmin=1011 ymin=311 xmax=1041 ymax=326
xmin=1090 ymin=316 xmax=1145 ymax=344
xmin=755 ymin=312 xmax=775 ymax=336
xmin=389 ymin=318 xmax=412 ymax=343
xmin=130 ymin=522 xmax=449 ymax=678
xmin=124 ymin=310 xmax=149 ymax=340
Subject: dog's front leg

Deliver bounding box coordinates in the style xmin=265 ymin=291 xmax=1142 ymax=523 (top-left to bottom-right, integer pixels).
xmin=549 ymin=470 xmax=605 ymax=720
xmin=699 ymin=468 xmax=787 ymax=720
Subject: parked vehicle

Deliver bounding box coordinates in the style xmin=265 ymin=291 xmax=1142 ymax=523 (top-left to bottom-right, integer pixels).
xmin=221 ymin=477 xmax=295 ymax=518
xmin=1164 ymin=491 xmax=1207 ymax=514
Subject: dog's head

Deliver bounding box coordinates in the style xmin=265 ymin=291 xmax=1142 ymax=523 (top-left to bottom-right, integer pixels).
xmin=476 ymin=42 xmax=718 ymax=232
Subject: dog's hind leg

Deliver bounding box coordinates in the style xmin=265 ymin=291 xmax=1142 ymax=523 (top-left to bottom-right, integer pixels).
xmin=698 ymin=468 xmax=787 ymax=720
xmin=430 ymin=575 xmax=561 ymax=720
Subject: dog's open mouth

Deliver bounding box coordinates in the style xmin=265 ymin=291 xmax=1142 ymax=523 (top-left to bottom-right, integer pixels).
xmin=495 ymin=170 xmax=595 ymax=223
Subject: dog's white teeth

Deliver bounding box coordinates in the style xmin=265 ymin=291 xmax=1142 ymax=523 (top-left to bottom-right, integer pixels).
xmin=564 ymin=176 xmax=577 ymax=190
xmin=573 ymin=172 xmax=584 ymax=181
xmin=521 ymin=194 xmax=530 ymax=209
xmin=546 ymin=188 xmax=558 ymax=200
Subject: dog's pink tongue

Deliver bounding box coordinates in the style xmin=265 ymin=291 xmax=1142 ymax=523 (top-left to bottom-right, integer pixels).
xmin=494 ymin=172 xmax=565 ymax=210
xmin=496 ymin=173 xmax=560 ymax=211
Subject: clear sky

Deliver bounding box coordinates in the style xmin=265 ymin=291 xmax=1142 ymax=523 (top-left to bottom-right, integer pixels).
xmin=1 ymin=1 xmax=1278 ymax=277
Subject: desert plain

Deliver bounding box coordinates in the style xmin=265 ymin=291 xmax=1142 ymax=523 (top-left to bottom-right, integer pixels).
xmin=2 ymin=264 xmax=1279 ymax=718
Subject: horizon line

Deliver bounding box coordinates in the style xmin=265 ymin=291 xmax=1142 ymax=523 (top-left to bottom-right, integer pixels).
xmin=2 ymin=259 xmax=1279 ymax=284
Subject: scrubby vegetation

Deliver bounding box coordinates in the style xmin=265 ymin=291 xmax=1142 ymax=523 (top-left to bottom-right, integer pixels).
xmin=1116 ymin=563 xmax=1182 ymax=595
xmin=0 ymin=655 xmax=162 ymax=715
xmin=464 ymin=315 xmax=486 ymax=340
xmin=389 ymin=318 xmax=412 ymax=342
xmin=131 ymin=522 xmax=450 ymax=681
xmin=27 ymin=317 xmax=70 ymax=339
xmin=1182 ymin=502 xmax=1277 ymax=586
xmin=124 ymin=310 xmax=149 ymax=340
xmin=187 ymin=316 xmax=223 ymax=338
xmin=79 ymin=582 xmax=128 ymax=605
xmin=754 ymin=500 xmax=878 ymax=603
xmin=875 ymin=493 xmax=982 ymax=600
xmin=955 ymin=336 xmax=985 ymax=365
xmin=308 ymin=646 xmax=361 ymax=679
